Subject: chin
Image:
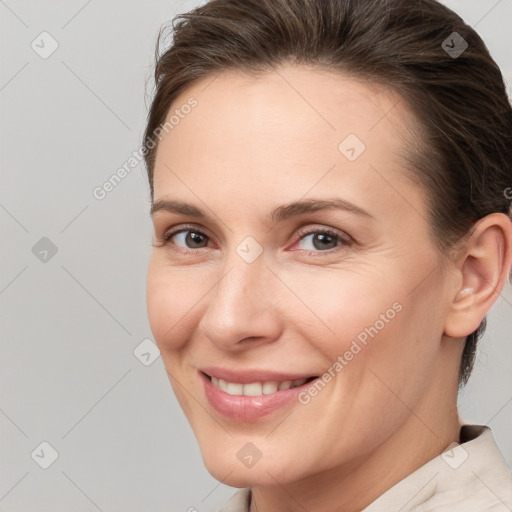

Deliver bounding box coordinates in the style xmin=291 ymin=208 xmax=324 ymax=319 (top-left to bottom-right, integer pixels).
xmin=205 ymin=463 xmax=279 ymax=488
xmin=201 ymin=447 xmax=303 ymax=488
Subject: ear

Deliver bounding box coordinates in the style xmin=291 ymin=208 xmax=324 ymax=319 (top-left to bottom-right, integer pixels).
xmin=444 ymin=213 xmax=512 ymax=338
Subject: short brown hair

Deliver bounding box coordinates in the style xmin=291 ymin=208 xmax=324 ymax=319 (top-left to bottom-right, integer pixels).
xmin=143 ymin=0 xmax=512 ymax=386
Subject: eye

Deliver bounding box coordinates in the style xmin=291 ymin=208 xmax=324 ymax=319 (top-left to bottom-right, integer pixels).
xmin=294 ymin=227 xmax=351 ymax=253
xmin=173 ymin=230 xmax=209 ymax=249
xmin=158 ymin=225 xmax=211 ymax=251
xmin=155 ymin=224 xmax=351 ymax=255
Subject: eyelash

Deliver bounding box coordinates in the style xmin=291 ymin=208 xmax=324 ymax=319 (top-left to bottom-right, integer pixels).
xmin=156 ymin=223 xmax=352 ymax=257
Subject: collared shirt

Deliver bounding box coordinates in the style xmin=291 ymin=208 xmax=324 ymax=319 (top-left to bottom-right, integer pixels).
xmin=219 ymin=425 xmax=512 ymax=511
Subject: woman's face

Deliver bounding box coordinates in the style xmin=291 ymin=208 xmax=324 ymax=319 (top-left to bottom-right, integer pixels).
xmin=147 ymin=65 xmax=457 ymax=486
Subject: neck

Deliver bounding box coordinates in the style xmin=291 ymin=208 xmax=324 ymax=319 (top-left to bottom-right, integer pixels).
xmin=250 ymin=343 xmax=462 ymax=512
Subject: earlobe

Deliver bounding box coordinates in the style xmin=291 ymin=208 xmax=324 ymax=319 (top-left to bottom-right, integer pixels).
xmin=444 ymin=213 xmax=512 ymax=339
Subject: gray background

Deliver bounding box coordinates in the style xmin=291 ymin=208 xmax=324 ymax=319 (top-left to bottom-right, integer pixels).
xmin=1 ymin=1 xmax=511 ymax=511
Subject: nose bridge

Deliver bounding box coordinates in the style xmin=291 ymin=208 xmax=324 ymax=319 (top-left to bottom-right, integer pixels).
xmin=199 ymin=245 xmax=281 ymax=347
xmin=213 ymin=248 xmax=269 ymax=318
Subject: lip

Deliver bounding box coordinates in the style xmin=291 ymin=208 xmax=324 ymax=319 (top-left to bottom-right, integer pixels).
xmin=199 ymin=369 xmax=319 ymax=422
xmin=200 ymin=366 xmax=315 ymax=384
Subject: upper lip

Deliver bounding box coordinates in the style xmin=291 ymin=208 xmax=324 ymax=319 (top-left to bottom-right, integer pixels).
xmin=200 ymin=367 xmax=318 ymax=384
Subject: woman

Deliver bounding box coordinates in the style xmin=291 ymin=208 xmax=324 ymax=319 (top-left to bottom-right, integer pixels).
xmin=143 ymin=0 xmax=512 ymax=510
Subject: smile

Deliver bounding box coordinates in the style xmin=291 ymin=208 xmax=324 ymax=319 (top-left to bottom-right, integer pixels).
xmin=200 ymin=369 xmax=320 ymax=421
xmin=209 ymin=376 xmax=314 ymax=396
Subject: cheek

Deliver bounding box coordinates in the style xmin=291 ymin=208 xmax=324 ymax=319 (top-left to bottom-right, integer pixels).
xmin=279 ymin=267 xmax=402 ymax=353
xmin=341 ymin=274 xmax=448 ymax=418
xmin=146 ymin=257 xmax=201 ymax=352
xmin=146 ymin=260 xmax=200 ymax=412
xmin=282 ymin=263 xmax=444 ymax=402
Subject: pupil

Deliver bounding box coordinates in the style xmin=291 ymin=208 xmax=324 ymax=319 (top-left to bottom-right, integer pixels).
xmin=313 ymin=233 xmax=335 ymax=250
xmin=187 ymin=232 xmax=206 ymax=248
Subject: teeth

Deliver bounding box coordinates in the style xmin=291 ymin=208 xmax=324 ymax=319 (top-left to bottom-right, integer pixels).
xmin=278 ymin=380 xmax=292 ymax=390
xmin=211 ymin=377 xmax=309 ymax=396
xmin=262 ymin=381 xmax=279 ymax=394
xmin=226 ymin=382 xmax=243 ymax=395
xmin=243 ymin=382 xmax=262 ymax=396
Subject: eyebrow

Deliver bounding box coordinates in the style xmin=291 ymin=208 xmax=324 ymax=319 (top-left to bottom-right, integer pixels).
xmin=150 ymin=197 xmax=374 ymax=223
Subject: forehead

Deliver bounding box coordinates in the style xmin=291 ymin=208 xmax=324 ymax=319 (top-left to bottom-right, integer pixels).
xmin=152 ymin=64 xmax=423 ymax=218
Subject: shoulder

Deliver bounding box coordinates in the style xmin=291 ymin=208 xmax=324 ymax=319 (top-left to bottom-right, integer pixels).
xmin=365 ymin=425 xmax=512 ymax=511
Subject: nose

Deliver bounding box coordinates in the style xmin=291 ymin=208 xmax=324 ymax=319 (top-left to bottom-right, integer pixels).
xmin=198 ymin=252 xmax=283 ymax=351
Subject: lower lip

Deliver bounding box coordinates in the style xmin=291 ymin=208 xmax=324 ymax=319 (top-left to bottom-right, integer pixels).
xmin=201 ymin=372 xmax=316 ymax=421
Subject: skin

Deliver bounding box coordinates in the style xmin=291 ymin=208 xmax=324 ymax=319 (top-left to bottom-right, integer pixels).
xmin=146 ymin=64 xmax=512 ymax=512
